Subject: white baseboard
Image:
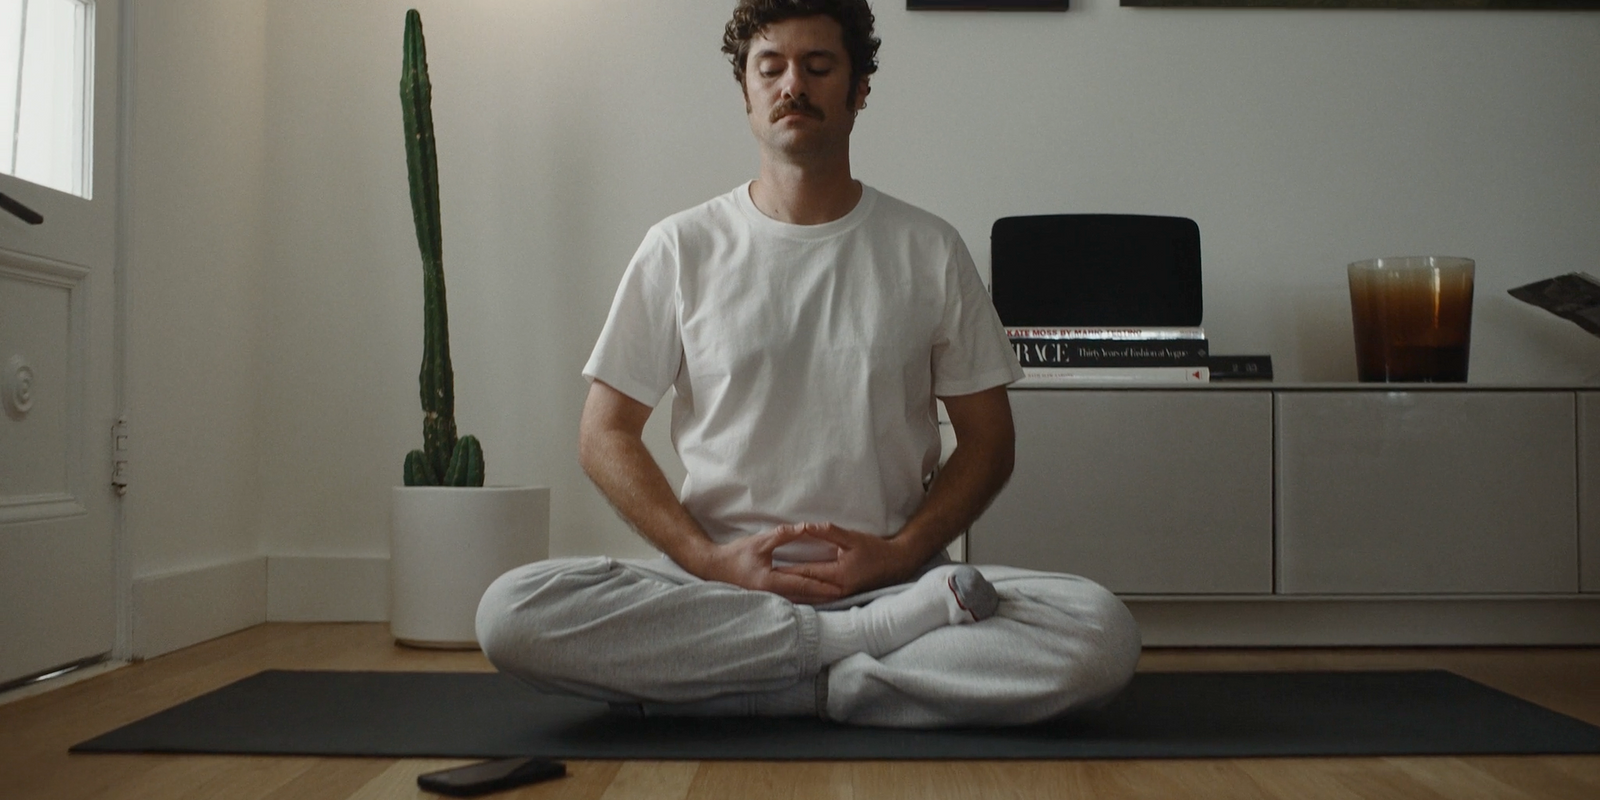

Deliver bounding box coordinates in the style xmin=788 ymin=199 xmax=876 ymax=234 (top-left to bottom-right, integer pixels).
xmin=267 ymin=556 xmax=389 ymax=622
xmin=131 ymin=557 xmax=267 ymax=659
xmin=1127 ymin=596 xmax=1600 ymax=647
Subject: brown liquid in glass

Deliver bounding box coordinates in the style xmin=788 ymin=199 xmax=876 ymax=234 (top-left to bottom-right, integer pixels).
xmin=1349 ymin=269 xmax=1473 ymax=383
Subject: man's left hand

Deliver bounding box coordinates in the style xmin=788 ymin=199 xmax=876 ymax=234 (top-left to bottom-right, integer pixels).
xmin=772 ymin=523 xmax=925 ymax=598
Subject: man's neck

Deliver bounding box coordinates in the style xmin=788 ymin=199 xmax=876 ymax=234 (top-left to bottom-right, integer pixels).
xmin=749 ymin=158 xmax=862 ymax=226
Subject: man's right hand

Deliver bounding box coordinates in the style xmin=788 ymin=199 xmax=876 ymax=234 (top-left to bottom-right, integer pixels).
xmin=689 ymin=525 xmax=848 ymax=605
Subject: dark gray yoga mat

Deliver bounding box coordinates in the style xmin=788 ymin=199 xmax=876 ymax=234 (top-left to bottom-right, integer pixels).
xmin=71 ymin=669 xmax=1600 ymax=760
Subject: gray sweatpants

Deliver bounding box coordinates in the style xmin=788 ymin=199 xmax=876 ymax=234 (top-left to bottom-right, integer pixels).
xmin=475 ymin=555 xmax=1142 ymax=728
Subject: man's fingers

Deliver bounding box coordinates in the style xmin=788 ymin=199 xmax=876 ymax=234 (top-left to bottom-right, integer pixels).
xmin=763 ymin=569 xmax=844 ymax=600
xmin=752 ymin=525 xmax=811 ymax=554
xmin=774 ymin=561 xmax=843 ymax=584
xmin=789 ymin=523 xmax=867 ymax=547
xmin=766 ymin=567 xmax=841 ymax=590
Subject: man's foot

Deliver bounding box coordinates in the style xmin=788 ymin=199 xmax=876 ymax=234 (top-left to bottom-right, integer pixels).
xmin=816 ymin=565 xmax=1001 ymax=662
xmin=947 ymin=565 xmax=999 ymax=622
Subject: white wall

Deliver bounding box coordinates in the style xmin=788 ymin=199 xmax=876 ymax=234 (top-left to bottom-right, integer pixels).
xmin=248 ymin=1 xmax=1599 ymax=583
xmin=123 ymin=0 xmax=269 ymax=653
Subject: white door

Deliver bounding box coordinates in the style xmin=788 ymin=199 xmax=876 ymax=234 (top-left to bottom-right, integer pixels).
xmin=0 ymin=0 xmax=119 ymax=686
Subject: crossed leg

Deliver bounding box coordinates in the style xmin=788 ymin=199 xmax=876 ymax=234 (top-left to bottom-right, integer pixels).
xmin=475 ymin=556 xmax=1141 ymax=728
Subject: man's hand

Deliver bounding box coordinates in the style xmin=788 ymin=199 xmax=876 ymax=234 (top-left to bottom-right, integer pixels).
xmin=772 ymin=523 xmax=925 ymax=599
xmin=691 ymin=525 xmax=850 ymax=605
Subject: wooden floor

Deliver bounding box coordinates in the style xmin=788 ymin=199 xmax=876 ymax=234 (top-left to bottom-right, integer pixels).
xmin=3 ymin=623 xmax=1598 ymax=799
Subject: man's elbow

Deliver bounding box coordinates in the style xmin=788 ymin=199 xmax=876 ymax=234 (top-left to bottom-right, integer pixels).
xmin=577 ymin=426 xmax=601 ymax=481
xmin=578 ymin=418 xmax=627 ymax=487
xmin=960 ymin=426 xmax=1014 ymax=487
xmin=993 ymin=434 xmax=1016 ymax=485
xmin=577 ymin=407 xmax=613 ymax=483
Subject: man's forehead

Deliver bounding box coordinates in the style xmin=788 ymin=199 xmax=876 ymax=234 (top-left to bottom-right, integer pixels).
xmin=749 ymin=16 xmax=846 ymax=58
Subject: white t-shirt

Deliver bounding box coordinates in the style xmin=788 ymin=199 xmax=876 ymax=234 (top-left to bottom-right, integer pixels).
xmin=584 ymin=182 xmax=1023 ymax=548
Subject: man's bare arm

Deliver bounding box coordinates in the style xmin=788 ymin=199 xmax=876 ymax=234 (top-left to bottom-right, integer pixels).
xmin=901 ymin=383 xmax=1016 ymax=558
xmin=778 ymin=384 xmax=1016 ymax=595
xmin=578 ymin=380 xmax=705 ymax=558
xmin=578 ymin=379 xmax=846 ymax=603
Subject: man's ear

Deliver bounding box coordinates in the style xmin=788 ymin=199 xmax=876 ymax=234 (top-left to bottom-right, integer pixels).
xmin=854 ymin=78 xmax=871 ymax=111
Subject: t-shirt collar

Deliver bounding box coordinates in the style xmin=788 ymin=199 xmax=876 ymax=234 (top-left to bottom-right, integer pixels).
xmin=736 ymin=180 xmax=876 ymax=241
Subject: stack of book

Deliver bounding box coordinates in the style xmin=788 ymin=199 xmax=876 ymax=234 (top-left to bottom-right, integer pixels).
xmin=1007 ymin=327 xmax=1272 ymax=385
xmin=1009 ymin=326 xmax=1211 ymax=386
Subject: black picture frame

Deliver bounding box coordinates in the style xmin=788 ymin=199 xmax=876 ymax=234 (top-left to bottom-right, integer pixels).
xmin=909 ymin=0 xmax=1069 ymax=9
xmin=1122 ymin=1 xmax=1600 ymax=8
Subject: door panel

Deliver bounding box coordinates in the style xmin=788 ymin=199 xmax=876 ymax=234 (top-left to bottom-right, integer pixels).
xmin=1276 ymin=391 xmax=1577 ymax=595
xmin=0 ymin=0 xmax=117 ymax=685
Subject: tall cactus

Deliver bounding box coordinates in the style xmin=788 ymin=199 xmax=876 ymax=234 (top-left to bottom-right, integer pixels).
xmin=401 ymin=9 xmax=484 ymax=487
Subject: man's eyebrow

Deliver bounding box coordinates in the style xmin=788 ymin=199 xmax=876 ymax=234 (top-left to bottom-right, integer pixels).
xmin=752 ymin=48 xmax=840 ymax=61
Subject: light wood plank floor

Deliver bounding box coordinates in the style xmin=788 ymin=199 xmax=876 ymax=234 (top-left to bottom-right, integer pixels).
xmin=2 ymin=623 xmax=1597 ymax=799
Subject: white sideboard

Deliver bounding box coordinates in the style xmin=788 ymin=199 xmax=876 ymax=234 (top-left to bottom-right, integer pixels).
xmin=968 ymin=385 xmax=1600 ymax=646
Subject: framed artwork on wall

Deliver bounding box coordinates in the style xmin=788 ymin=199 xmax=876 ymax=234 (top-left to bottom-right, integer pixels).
xmin=909 ymin=0 xmax=1069 ymax=9
xmin=1121 ymin=1 xmax=1600 ymax=8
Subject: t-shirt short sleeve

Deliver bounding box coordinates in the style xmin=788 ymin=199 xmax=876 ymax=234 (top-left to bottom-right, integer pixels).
xmin=582 ymin=227 xmax=683 ymax=407
xmin=931 ymin=236 xmax=1025 ymax=398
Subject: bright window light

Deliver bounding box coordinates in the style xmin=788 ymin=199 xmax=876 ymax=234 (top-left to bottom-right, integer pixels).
xmin=0 ymin=0 xmax=93 ymax=199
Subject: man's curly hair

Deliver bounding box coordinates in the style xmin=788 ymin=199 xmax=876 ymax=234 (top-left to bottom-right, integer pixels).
xmin=721 ymin=0 xmax=881 ymax=105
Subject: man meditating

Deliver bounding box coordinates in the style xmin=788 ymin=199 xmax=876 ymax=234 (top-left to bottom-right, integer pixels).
xmin=476 ymin=0 xmax=1140 ymax=728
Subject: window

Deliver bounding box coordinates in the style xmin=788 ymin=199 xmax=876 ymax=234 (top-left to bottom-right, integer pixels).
xmin=0 ymin=0 xmax=93 ymax=199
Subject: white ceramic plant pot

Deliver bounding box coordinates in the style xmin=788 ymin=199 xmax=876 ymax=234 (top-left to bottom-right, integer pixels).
xmin=390 ymin=485 xmax=549 ymax=649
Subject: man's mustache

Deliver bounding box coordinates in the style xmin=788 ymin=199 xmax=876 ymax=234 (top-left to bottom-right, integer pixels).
xmin=770 ymin=97 xmax=825 ymax=123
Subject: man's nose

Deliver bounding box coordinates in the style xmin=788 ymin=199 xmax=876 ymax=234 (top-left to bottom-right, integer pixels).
xmin=777 ymin=64 xmax=807 ymax=96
